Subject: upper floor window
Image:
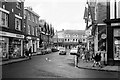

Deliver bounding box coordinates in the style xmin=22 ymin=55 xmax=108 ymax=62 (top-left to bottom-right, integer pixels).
xmin=28 ymin=13 xmax=31 ymax=20
xmin=73 ymin=34 xmax=78 ymax=37
xmin=68 ymin=39 xmax=69 ymax=42
xmin=0 ymin=11 xmax=8 ymax=27
xmin=65 ymin=34 xmax=70 ymax=37
xmin=28 ymin=25 xmax=31 ymax=35
xmin=82 ymin=39 xmax=86 ymax=42
xmin=35 ymin=27 xmax=38 ymax=36
xmin=16 ymin=2 xmax=21 ymax=9
xmin=32 ymin=26 xmax=34 ymax=35
xmin=76 ymin=39 xmax=78 ymax=42
xmin=31 ymin=14 xmax=34 ymax=22
xmin=15 ymin=18 xmax=21 ymax=31
xmin=64 ymin=39 xmax=67 ymax=41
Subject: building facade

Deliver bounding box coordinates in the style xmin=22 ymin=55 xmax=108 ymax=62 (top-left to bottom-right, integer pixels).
xmin=84 ymin=0 xmax=120 ymax=65
xmin=104 ymin=0 xmax=120 ymax=65
xmin=0 ymin=0 xmax=25 ymax=60
xmin=53 ymin=30 xmax=87 ymax=49
xmin=24 ymin=7 xmax=40 ymax=53
xmin=39 ymin=19 xmax=54 ymax=49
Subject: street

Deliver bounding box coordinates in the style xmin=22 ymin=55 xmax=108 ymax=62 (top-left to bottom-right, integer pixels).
xmin=2 ymin=51 xmax=119 ymax=78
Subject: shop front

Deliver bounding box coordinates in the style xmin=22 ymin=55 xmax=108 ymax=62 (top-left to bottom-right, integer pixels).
xmin=0 ymin=31 xmax=24 ymax=59
xmin=26 ymin=36 xmax=38 ymax=54
xmin=104 ymin=18 xmax=120 ymax=65
xmin=9 ymin=38 xmax=23 ymax=58
xmin=113 ymin=28 xmax=120 ymax=62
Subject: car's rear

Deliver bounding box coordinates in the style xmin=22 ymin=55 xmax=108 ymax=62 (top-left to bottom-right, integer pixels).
xmin=59 ymin=47 xmax=66 ymax=55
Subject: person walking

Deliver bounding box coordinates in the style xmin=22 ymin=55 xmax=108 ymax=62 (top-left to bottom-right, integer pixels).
xmin=92 ymin=52 xmax=102 ymax=67
xmin=28 ymin=46 xmax=32 ymax=59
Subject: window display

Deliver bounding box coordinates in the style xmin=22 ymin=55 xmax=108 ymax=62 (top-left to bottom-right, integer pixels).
xmin=114 ymin=38 xmax=120 ymax=60
xmin=9 ymin=39 xmax=21 ymax=58
xmin=0 ymin=37 xmax=9 ymax=59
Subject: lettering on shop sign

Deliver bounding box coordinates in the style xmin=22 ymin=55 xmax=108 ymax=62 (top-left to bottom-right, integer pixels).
xmin=0 ymin=32 xmax=7 ymax=35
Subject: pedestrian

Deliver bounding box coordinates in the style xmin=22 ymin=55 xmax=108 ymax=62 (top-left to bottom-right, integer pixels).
xmin=75 ymin=46 xmax=80 ymax=67
xmin=24 ymin=47 xmax=29 ymax=58
xmin=28 ymin=46 xmax=32 ymax=59
xmin=85 ymin=49 xmax=90 ymax=62
xmin=92 ymin=52 xmax=102 ymax=67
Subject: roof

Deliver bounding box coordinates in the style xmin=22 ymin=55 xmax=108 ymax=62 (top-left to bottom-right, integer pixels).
xmin=64 ymin=30 xmax=85 ymax=35
xmin=24 ymin=7 xmax=40 ymax=17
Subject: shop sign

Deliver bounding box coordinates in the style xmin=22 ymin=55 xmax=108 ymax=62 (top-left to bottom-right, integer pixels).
xmin=114 ymin=29 xmax=120 ymax=37
xmin=0 ymin=31 xmax=24 ymax=38
xmin=101 ymin=34 xmax=107 ymax=39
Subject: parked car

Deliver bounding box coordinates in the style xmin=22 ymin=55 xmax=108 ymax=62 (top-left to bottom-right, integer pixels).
xmin=46 ymin=48 xmax=52 ymax=54
xmin=59 ymin=47 xmax=66 ymax=55
xmin=70 ymin=48 xmax=78 ymax=55
xmin=51 ymin=47 xmax=59 ymax=52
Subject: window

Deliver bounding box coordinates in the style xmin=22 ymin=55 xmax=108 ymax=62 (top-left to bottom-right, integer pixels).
xmin=16 ymin=2 xmax=21 ymax=9
xmin=83 ymin=39 xmax=85 ymax=41
xmin=73 ymin=39 xmax=75 ymax=41
xmin=32 ymin=26 xmax=34 ymax=35
xmin=35 ymin=27 xmax=38 ymax=36
xmin=65 ymin=39 xmax=66 ymax=41
xmin=0 ymin=11 xmax=8 ymax=27
xmin=28 ymin=25 xmax=31 ymax=35
xmin=68 ymin=39 xmax=69 ymax=42
xmin=15 ymin=18 xmax=21 ymax=31
xmin=31 ymin=14 xmax=34 ymax=22
xmin=76 ymin=39 xmax=78 ymax=42
xmin=28 ymin=13 xmax=31 ymax=20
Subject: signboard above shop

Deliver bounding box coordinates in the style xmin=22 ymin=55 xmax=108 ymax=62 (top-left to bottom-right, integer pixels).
xmin=0 ymin=31 xmax=24 ymax=38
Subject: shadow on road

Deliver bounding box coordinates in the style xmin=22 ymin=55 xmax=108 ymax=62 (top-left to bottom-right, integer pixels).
xmin=67 ymin=63 xmax=75 ymax=67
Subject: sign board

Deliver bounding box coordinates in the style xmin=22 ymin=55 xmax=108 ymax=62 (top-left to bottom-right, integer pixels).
xmin=101 ymin=34 xmax=107 ymax=39
xmin=0 ymin=31 xmax=24 ymax=38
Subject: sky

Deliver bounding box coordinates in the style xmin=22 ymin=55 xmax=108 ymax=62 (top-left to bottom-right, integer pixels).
xmin=24 ymin=0 xmax=87 ymax=31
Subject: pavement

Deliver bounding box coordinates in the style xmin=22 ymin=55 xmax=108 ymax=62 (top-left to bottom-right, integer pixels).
xmin=0 ymin=53 xmax=120 ymax=72
xmin=78 ymin=59 xmax=120 ymax=72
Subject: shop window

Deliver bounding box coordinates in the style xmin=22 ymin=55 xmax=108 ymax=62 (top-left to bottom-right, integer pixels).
xmin=0 ymin=11 xmax=8 ymax=27
xmin=15 ymin=18 xmax=21 ymax=31
xmin=0 ymin=37 xmax=8 ymax=59
xmin=114 ymin=37 xmax=120 ymax=60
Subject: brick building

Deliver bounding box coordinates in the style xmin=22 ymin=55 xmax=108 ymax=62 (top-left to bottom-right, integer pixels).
xmin=24 ymin=7 xmax=40 ymax=53
xmin=0 ymin=0 xmax=25 ymax=60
